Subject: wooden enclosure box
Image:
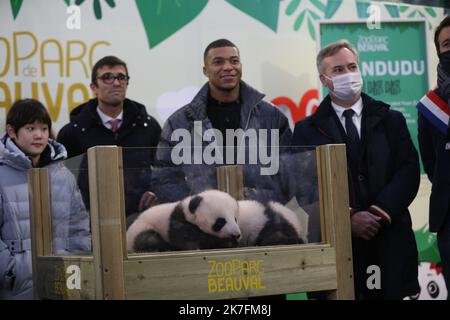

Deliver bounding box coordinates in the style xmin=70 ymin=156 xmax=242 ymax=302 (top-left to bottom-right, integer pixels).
xmin=28 ymin=144 xmax=354 ymax=299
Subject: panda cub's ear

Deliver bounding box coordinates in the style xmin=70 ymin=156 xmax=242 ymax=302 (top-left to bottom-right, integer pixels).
xmin=188 ymin=195 xmax=203 ymax=214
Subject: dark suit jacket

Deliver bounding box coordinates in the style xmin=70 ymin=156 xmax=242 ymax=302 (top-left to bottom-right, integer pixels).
xmin=292 ymin=93 xmax=420 ymax=299
xmin=57 ymin=98 xmax=162 ymax=215
xmin=418 ymin=89 xmax=450 ymax=233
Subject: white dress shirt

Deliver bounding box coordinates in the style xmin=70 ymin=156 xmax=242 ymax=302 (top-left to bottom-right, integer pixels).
xmin=96 ymin=107 xmax=123 ymax=131
xmin=331 ymin=98 xmax=363 ymax=138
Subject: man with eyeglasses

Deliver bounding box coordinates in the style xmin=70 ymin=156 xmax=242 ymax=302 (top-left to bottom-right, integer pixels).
xmin=57 ymin=55 xmax=162 ymax=216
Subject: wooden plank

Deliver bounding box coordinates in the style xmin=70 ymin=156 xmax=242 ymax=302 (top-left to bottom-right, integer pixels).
xmin=317 ymin=145 xmax=354 ymax=299
xmin=28 ymin=169 xmax=44 ymax=299
xmin=39 ymin=168 xmax=53 ymax=256
xmin=34 ymin=256 xmax=95 ymax=300
xmin=124 ymin=245 xmax=337 ymax=299
xmin=88 ymin=146 xmax=126 ymax=299
xmin=316 ymin=147 xmax=328 ymax=244
xmin=217 ymin=165 xmax=244 ymax=200
xmin=117 ymin=149 xmax=128 ymax=258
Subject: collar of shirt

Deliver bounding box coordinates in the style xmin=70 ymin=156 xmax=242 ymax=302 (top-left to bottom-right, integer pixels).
xmin=96 ymin=106 xmax=123 ymax=130
xmin=331 ymin=98 xmax=363 ymax=118
xmin=331 ymin=97 xmax=363 ymax=137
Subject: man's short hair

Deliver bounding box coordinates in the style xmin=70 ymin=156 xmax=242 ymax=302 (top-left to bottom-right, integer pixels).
xmin=7 ymin=99 xmax=52 ymax=133
xmin=203 ymin=39 xmax=239 ymax=63
xmin=91 ymin=55 xmax=128 ymax=84
xmin=434 ymin=15 xmax=450 ymax=54
xmin=316 ymin=39 xmax=358 ymax=74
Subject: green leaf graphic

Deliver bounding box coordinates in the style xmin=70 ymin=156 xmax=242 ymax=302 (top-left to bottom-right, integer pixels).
xmin=324 ymin=0 xmax=342 ymax=19
xmin=424 ymin=7 xmax=436 ymax=17
xmin=307 ymin=16 xmax=315 ymax=40
xmin=384 ymin=4 xmax=399 ymax=18
xmin=310 ymin=0 xmax=325 ymax=12
xmin=94 ymin=0 xmax=102 ymax=19
xmin=135 ymin=0 xmax=208 ymax=49
xmin=308 ymin=9 xmax=320 ymax=20
xmin=399 ymin=5 xmax=409 ymax=13
xmin=74 ymin=0 xmax=116 ymax=20
xmin=356 ymin=0 xmax=370 ymax=19
xmin=286 ymin=0 xmax=301 ymax=16
xmin=10 ymin=0 xmax=23 ymax=19
xmin=225 ymin=0 xmax=280 ymax=32
xmin=286 ymin=1 xmax=339 ymax=40
xmin=408 ymin=10 xmax=417 ymax=18
xmin=294 ymin=11 xmax=306 ymax=31
xmin=64 ymin=0 xmax=71 ymax=6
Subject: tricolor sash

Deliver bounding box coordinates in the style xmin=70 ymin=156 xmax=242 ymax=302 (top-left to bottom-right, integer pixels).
xmin=417 ymin=91 xmax=450 ymax=134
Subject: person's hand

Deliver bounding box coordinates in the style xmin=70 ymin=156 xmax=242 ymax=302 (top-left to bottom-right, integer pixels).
xmin=351 ymin=211 xmax=381 ymax=240
xmin=437 ymin=63 xmax=450 ymax=101
xmin=138 ymin=191 xmax=159 ymax=212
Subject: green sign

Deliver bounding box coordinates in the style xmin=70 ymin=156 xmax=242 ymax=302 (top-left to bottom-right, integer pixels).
xmin=319 ymin=20 xmax=429 ymax=162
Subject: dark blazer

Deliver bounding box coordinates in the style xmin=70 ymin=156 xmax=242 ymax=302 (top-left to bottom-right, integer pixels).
xmin=57 ymin=98 xmax=162 ymax=215
xmin=57 ymin=98 xmax=161 ymax=158
xmin=293 ymin=93 xmax=420 ymax=299
xmin=418 ymin=89 xmax=450 ymax=233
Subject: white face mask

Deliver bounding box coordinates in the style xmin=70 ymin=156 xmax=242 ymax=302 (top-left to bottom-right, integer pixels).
xmin=324 ymin=72 xmax=363 ymax=101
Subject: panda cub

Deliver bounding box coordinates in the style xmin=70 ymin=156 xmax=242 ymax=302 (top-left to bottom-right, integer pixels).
xmin=127 ymin=190 xmax=241 ymax=252
xmin=238 ymin=200 xmax=307 ymax=247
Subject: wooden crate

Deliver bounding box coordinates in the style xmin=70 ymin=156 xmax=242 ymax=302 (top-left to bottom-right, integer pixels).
xmin=28 ymin=144 xmax=354 ymax=299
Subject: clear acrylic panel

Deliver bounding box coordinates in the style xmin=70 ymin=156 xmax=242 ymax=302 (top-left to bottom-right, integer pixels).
xmin=44 ymin=153 xmax=92 ymax=255
xmin=124 ymin=145 xmax=321 ymax=254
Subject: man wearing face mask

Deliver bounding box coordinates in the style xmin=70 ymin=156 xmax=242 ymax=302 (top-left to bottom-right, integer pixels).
xmin=417 ymin=15 xmax=450 ymax=296
xmin=293 ymin=40 xmax=420 ymax=299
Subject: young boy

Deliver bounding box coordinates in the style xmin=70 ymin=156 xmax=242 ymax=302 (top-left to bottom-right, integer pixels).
xmin=0 ymin=99 xmax=91 ymax=299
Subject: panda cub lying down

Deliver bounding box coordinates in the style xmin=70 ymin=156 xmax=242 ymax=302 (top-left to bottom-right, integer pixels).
xmin=237 ymin=200 xmax=307 ymax=247
xmin=127 ymin=190 xmax=306 ymax=253
xmin=127 ymin=190 xmax=241 ymax=252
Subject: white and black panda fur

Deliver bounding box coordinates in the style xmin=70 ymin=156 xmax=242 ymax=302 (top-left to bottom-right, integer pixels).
xmin=237 ymin=200 xmax=307 ymax=247
xmin=126 ymin=190 xmax=241 ymax=252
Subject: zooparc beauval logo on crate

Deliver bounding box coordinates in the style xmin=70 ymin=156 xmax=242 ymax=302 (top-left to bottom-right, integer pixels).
xmin=207 ymin=259 xmax=266 ymax=293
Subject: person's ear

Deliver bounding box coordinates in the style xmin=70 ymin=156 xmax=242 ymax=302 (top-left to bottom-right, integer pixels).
xmin=319 ymin=74 xmax=328 ymax=87
xmin=6 ymin=125 xmax=17 ymax=140
xmin=90 ymin=82 xmax=98 ymax=95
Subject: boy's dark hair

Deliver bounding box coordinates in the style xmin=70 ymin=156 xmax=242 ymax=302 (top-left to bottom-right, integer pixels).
xmin=203 ymin=39 xmax=239 ymax=63
xmin=435 ymin=15 xmax=450 ymax=54
xmin=91 ymin=55 xmax=128 ymax=84
xmin=6 ymin=99 xmax=52 ymax=133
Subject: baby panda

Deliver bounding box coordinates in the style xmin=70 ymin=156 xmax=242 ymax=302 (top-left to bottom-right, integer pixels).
xmin=237 ymin=200 xmax=307 ymax=247
xmin=126 ymin=190 xmax=241 ymax=252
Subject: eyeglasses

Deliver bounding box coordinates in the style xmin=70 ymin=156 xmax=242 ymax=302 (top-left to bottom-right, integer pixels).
xmin=96 ymin=73 xmax=130 ymax=85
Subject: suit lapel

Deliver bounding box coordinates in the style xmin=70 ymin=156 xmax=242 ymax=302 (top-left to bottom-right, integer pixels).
xmin=361 ymin=93 xmax=388 ymax=149
xmin=312 ymin=96 xmax=346 ymax=144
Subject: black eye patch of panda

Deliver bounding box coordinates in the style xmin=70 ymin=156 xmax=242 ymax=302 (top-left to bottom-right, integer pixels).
xmin=188 ymin=195 xmax=203 ymax=214
xmin=212 ymin=218 xmax=226 ymax=232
